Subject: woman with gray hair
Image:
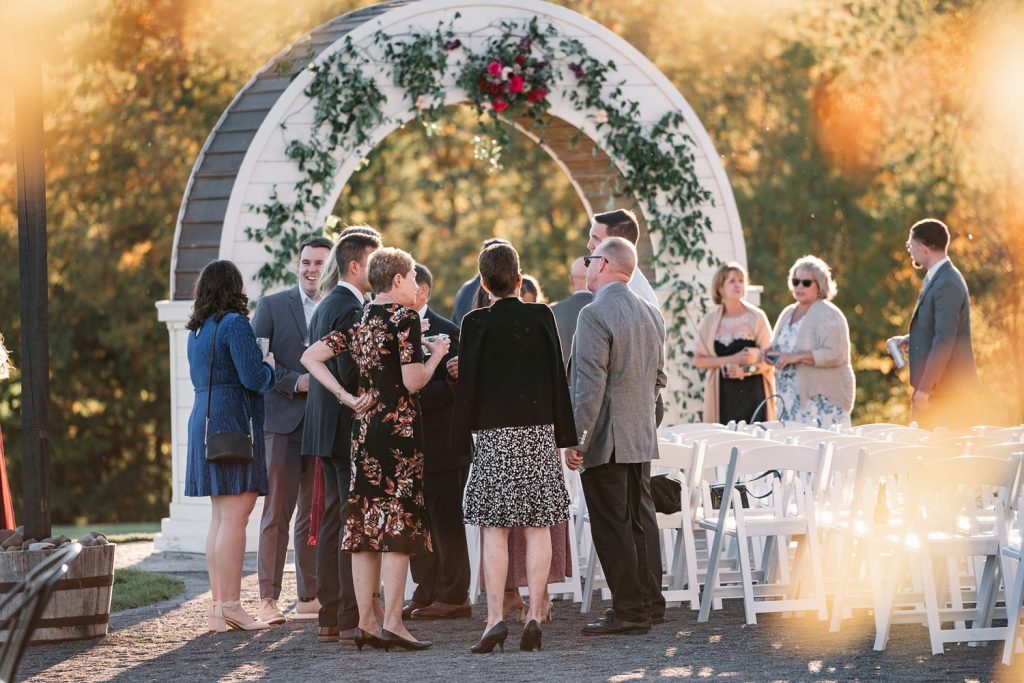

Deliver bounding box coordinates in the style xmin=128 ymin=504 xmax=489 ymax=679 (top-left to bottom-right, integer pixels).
xmin=770 ymin=255 xmax=855 ymax=427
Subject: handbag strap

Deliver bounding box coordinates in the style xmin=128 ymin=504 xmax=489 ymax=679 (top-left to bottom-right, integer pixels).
xmin=203 ymin=318 xmax=254 ymax=444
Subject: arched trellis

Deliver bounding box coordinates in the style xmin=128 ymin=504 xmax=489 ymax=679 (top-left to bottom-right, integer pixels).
xmin=156 ymin=0 xmax=746 ymax=552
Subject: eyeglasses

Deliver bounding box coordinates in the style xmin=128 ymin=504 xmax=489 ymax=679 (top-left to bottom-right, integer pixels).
xmin=791 ymin=278 xmax=815 ymax=288
xmin=582 ymin=255 xmax=608 ymax=268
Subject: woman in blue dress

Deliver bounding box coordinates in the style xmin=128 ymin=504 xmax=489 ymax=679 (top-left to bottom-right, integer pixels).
xmin=185 ymin=260 xmax=276 ymax=632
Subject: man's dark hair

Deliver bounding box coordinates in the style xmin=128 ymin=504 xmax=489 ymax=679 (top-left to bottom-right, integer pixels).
xmin=414 ymin=263 xmax=433 ymax=290
xmin=482 ymin=237 xmax=510 ymax=249
xmin=478 ymin=243 xmax=520 ymax=298
xmin=594 ymin=209 xmax=640 ymax=245
xmin=910 ymin=218 xmax=950 ymax=252
xmin=339 ymin=225 xmax=382 ymax=240
xmin=187 ymin=260 xmax=249 ymax=331
xmin=335 ymin=232 xmax=382 ymax=275
xmin=300 ymin=235 xmax=333 ymax=252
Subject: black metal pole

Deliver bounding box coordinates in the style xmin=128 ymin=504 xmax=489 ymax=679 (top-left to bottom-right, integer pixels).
xmin=14 ymin=4 xmax=51 ymax=541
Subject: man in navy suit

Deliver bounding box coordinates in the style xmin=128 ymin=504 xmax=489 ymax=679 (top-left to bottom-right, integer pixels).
xmin=404 ymin=264 xmax=471 ymax=619
xmin=253 ymin=236 xmax=332 ymax=625
xmin=301 ymin=228 xmax=381 ymax=641
xmin=888 ymin=218 xmax=979 ymax=428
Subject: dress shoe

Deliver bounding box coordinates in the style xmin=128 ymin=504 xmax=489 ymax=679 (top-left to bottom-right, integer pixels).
xmin=353 ymin=627 xmax=384 ymax=651
xmin=583 ymin=613 xmax=650 ymax=636
xmin=520 ymin=619 xmax=542 ymax=651
xmin=258 ymin=598 xmax=287 ymax=625
xmin=293 ymin=597 xmax=321 ymax=620
xmin=221 ymin=600 xmax=270 ymax=631
xmin=317 ymin=626 xmax=340 ymax=642
xmin=470 ymin=621 xmax=508 ymax=654
xmin=381 ymin=629 xmax=432 ymax=651
xmin=401 ymin=600 xmax=429 ymax=620
xmin=605 ymin=607 xmax=663 ymax=625
xmin=411 ymin=599 xmax=472 ymax=619
xmin=338 ymin=628 xmax=356 ymax=641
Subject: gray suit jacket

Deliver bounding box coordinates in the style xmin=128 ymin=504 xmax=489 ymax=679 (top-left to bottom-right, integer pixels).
xmin=251 ymin=286 xmax=309 ymax=435
xmin=570 ymin=281 xmax=666 ymax=469
xmin=908 ymin=260 xmax=979 ymax=396
xmin=551 ymin=291 xmax=593 ymax=367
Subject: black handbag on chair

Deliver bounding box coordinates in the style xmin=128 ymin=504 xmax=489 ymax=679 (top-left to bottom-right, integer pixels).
xmin=203 ymin=320 xmax=255 ymax=465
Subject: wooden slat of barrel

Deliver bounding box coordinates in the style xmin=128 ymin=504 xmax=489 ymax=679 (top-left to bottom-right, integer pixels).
xmin=0 ymin=544 xmax=115 ymax=644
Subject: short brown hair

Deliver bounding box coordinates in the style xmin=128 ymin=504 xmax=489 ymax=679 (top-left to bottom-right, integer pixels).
xmin=335 ymin=231 xmax=381 ymax=275
xmin=367 ymin=247 xmax=414 ymax=295
xmin=594 ymin=209 xmax=639 ymax=245
xmin=910 ymin=218 xmax=950 ymax=252
xmin=711 ymin=262 xmax=747 ymax=305
xmin=478 ymin=243 xmax=520 ymax=298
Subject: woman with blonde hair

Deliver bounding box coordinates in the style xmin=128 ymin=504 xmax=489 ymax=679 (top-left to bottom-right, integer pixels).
xmin=770 ymin=255 xmax=855 ymax=427
xmin=694 ymin=263 xmax=775 ymax=424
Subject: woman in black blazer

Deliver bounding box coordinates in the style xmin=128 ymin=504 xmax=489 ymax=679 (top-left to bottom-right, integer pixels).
xmin=451 ymin=243 xmax=576 ymax=654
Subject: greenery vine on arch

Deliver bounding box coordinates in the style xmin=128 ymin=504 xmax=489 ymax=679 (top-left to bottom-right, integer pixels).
xmin=245 ymin=16 xmax=717 ymax=413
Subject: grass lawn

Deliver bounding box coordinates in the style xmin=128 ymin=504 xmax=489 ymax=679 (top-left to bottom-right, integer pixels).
xmin=111 ymin=568 xmax=185 ymax=612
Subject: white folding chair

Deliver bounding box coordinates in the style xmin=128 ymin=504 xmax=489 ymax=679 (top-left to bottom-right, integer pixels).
xmin=697 ymin=442 xmax=830 ymax=625
xmin=651 ymin=441 xmax=702 ymax=609
xmin=874 ymin=455 xmax=1022 ymax=654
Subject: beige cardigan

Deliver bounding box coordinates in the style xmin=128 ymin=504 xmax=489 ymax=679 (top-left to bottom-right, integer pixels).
xmin=772 ymin=300 xmax=855 ymax=414
xmin=694 ymin=301 xmax=776 ymax=424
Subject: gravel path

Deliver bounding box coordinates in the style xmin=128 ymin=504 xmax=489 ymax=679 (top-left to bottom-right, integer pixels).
xmin=16 ymin=542 xmax=1023 ymax=682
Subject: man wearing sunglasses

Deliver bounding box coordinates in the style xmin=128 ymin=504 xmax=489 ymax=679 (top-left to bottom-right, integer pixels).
xmin=566 ymin=237 xmax=667 ymax=635
xmin=887 ymin=218 xmax=979 ymax=428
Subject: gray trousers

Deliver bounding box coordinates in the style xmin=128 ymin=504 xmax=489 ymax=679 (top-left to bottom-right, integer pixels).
xmin=257 ymin=426 xmax=317 ymax=601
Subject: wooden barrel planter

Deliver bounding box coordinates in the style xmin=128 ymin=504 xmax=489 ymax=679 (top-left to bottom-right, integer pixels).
xmin=0 ymin=543 xmax=116 ymax=644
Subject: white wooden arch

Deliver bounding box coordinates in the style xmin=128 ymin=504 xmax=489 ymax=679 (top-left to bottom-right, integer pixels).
xmin=156 ymin=0 xmax=745 ymax=552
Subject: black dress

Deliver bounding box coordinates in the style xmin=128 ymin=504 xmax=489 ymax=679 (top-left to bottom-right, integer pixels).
xmin=320 ymin=303 xmax=432 ymax=555
xmin=715 ymin=338 xmax=766 ymax=424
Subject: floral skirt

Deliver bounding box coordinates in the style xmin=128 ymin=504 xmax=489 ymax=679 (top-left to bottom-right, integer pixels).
xmin=463 ymin=424 xmax=570 ymax=528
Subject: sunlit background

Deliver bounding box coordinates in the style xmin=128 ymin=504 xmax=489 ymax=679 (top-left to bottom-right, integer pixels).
xmin=1 ymin=0 xmax=1024 ymax=523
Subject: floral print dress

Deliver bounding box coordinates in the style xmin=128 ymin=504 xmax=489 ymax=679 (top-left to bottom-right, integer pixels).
xmin=321 ymin=303 xmax=432 ymax=555
xmin=775 ymin=317 xmax=851 ymax=429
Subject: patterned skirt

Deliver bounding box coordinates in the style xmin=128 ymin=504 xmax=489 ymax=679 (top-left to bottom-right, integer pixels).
xmin=463 ymin=424 xmax=571 ymax=528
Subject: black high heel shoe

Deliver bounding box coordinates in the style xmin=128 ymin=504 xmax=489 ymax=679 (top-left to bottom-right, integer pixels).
xmin=353 ymin=627 xmax=383 ymax=651
xmin=381 ymin=629 xmax=432 ymax=651
xmin=520 ymin=619 xmax=542 ymax=652
xmin=470 ymin=620 xmax=508 ymax=654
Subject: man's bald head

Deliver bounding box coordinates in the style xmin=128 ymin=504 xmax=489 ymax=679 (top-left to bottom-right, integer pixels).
xmin=569 ymin=257 xmax=588 ymax=291
xmin=594 ymin=237 xmax=637 ymax=277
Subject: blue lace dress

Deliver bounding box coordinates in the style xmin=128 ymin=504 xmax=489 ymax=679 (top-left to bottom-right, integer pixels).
xmin=185 ymin=312 xmax=274 ymax=496
xmin=775 ymin=317 xmax=851 ymax=429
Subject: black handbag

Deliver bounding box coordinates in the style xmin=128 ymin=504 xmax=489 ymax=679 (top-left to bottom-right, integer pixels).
xmin=650 ymin=474 xmax=682 ymax=514
xmin=204 ymin=320 xmax=254 ymax=465
xmin=709 ymin=470 xmax=781 ymax=510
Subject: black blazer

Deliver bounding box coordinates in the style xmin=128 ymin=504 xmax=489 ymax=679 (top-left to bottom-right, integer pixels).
xmin=450 ymin=297 xmax=576 ymax=458
xmin=418 ymin=308 xmax=463 ymax=474
xmin=300 ymin=285 xmax=363 ymax=459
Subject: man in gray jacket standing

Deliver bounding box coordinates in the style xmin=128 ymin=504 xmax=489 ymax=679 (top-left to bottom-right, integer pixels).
xmin=566 ymin=237 xmax=667 ymax=635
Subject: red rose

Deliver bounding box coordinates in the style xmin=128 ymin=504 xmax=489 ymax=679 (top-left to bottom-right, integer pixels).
xmin=493 ymin=97 xmax=509 ymax=112
xmin=526 ymin=88 xmax=548 ymax=103
xmin=509 ymin=74 xmax=525 ymax=93
xmin=486 ymin=60 xmax=502 ymax=78
xmin=515 ymin=54 xmax=526 ymax=66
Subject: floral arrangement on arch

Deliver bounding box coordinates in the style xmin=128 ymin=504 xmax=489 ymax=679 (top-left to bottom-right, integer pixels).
xmin=456 ymin=25 xmax=554 ymax=118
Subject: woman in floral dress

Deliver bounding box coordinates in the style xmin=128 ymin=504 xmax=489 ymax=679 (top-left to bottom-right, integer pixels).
xmin=303 ymin=247 xmax=450 ymax=652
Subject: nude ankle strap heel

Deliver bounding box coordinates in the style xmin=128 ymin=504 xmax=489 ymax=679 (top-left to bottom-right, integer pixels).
xmin=220 ymin=600 xmax=270 ymax=631
xmin=209 ymin=600 xmax=227 ymax=632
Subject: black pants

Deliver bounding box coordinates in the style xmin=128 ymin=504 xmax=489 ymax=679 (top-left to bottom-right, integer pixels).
xmin=316 ymin=454 xmax=358 ymax=630
xmin=411 ymin=466 xmax=471 ymax=605
xmin=582 ymin=460 xmax=663 ymax=623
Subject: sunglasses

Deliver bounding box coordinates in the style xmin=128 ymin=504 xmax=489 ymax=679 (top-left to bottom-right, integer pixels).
xmin=582 ymin=255 xmax=608 ymax=268
xmin=791 ymin=278 xmax=815 ymax=288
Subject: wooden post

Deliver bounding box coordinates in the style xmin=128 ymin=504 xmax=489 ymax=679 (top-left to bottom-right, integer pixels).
xmin=13 ymin=4 xmax=52 ymax=540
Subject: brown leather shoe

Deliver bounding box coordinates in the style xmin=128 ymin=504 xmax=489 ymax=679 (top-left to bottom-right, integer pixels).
xmin=411 ymin=600 xmax=472 ymax=619
xmin=401 ymin=600 xmax=429 ymax=620
xmin=337 ymin=628 xmax=356 ymax=641
xmin=318 ymin=626 xmax=340 ymax=642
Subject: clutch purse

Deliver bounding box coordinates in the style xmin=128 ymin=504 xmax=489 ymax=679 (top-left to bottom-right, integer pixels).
xmin=203 ymin=320 xmax=255 ymax=465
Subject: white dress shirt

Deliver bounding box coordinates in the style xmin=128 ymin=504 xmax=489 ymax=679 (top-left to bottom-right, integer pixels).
xmin=923 ymin=256 xmax=949 ymax=290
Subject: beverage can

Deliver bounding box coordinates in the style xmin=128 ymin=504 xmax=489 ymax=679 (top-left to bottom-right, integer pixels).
xmin=886 ymin=338 xmax=906 ymax=369
xmin=256 ymin=337 xmax=270 ymax=357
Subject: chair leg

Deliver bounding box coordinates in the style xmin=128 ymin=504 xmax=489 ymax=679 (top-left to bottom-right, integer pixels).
xmin=920 ymin=550 xmax=946 ymax=656
xmin=829 ymin=533 xmax=854 ymax=632
xmin=735 ymin=531 xmax=757 ymax=625
xmin=698 ymin=527 xmax=727 ymax=623
xmin=804 ymin=528 xmax=828 ymax=621
xmin=1003 ymin=555 xmax=1024 ymax=665
xmin=873 ymin=548 xmax=904 ymax=651
xmin=582 ymin=543 xmax=597 ymax=613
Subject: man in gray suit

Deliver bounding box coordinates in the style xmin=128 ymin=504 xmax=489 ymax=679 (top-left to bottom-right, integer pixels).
xmin=551 ymin=257 xmax=593 ymax=366
xmin=888 ymin=218 xmax=979 ymax=428
xmin=566 ymin=237 xmax=667 ymax=635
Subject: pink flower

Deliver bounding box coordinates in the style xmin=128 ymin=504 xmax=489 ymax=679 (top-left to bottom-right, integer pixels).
xmin=415 ymin=94 xmax=429 ymax=110
xmin=486 ymin=60 xmax=502 ymax=78
xmin=593 ymin=110 xmax=609 ymax=124
xmin=492 ymin=97 xmax=509 ymax=112
xmin=509 ymin=74 xmax=524 ymax=93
